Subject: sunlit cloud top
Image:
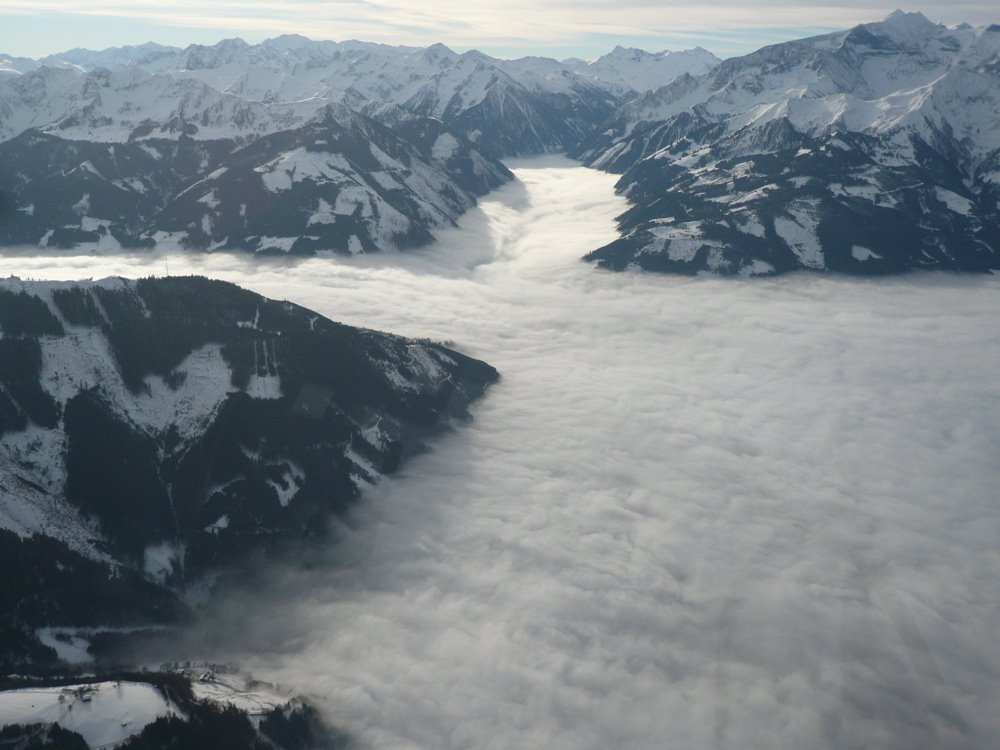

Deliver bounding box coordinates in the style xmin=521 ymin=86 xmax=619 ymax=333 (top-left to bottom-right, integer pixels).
xmin=0 ymin=1 xmax=997 ymax=59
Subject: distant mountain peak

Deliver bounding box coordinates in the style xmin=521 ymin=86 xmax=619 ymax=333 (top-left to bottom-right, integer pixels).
xmin=884 ymin=9 xmax=933 ymax=24
xmin=873 ymin=9 xmax=939 ymax=35
xmin=261 ymin=33 xmax=316 ymax=50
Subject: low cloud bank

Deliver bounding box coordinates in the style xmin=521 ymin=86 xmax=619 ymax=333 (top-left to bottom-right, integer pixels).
xmin=3 ymin=155 xmax=1000 ymax=749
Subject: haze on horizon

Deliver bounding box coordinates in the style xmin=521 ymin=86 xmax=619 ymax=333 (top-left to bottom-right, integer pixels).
xmin=0 ymin=1 xmax=997 ymax=62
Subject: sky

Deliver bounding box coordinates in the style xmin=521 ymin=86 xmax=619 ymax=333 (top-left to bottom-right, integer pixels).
xmin=0 ymin=1 xmax=997 ymax=60
xmin=3 ymin=157 xmax=999 ymax=748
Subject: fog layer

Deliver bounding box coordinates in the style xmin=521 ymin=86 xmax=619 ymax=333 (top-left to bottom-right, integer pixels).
xmin=4 ymin=156 xmax=1000 ymax=749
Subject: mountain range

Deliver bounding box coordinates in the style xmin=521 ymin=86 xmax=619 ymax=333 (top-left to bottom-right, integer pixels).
xmin=4 ymin=15 xmax=998 ymax=275
xmin=575 ymin=11 xmax=1000 ymax=274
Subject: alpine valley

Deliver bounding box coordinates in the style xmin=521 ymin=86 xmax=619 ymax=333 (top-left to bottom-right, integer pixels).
xmin=1 ymin=9 xmax=1000 ymax=748
xmin=0 ymin=275 xmax=496 ymax=671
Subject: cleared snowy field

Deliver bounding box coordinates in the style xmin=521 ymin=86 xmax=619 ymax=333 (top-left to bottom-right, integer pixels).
xmin=2 ymin=156 xmax=999 ymax=749
xmin=0 ymin=682 xmax=175 ymax=747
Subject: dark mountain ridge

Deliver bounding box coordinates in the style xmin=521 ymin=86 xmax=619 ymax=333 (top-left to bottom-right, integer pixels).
xmin=0 ymin=275 xmax=498 ymax=671
xmin=574 ymin=13 xmax=1000 ymax=275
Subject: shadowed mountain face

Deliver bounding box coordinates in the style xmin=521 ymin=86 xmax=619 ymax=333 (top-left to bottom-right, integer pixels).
xmin=576 ymin=13 xmax=1000 ymax=275
xmin=0 ymin=275 xmax=498 ymax=670
xmin=0 ymin=108 xmax=511 ymax=255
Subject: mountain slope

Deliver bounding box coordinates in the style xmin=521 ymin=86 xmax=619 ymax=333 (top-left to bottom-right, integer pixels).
xmin=0 ymin=37 xmax=627 ymax=156
xmin=577 ymin=12 xmax=1000 ymax=275
xmin=562 ymin=46 xmax=720 ymax=95
xmin=0 ymin=276 xmax=498 ymax=668
xmin=0 ymin=107 xmax=510 ymax=254
xmin=149 ymin=106 xmax=510 ymax=254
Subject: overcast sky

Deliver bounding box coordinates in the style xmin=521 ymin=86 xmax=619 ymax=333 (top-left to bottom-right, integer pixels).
xmin=0 ymin=1 xmax=997 ymax=60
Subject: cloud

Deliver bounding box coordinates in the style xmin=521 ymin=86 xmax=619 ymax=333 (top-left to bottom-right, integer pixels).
xmin=1 ymin=1 xmax=998 ymax=58
xmin=4 ymin=156 xmax=1000 ymax=748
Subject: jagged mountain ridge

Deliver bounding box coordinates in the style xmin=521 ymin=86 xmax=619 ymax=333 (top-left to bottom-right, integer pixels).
xmin=576 ymin=12 xmax=1000 ymax=275
xmin=562 ymin=46 xmax=721 ymax=96
xmin=0 ymin=276 xmax=498 ymax=667
xmin=0 ymin=35 xmax=714 ymax=149
xmin=0 ymin=36 xmax=714 ymax=255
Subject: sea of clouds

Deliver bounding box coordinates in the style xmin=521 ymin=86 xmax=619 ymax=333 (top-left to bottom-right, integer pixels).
xmin=4 ymin=156 xmax=1000 ymax=749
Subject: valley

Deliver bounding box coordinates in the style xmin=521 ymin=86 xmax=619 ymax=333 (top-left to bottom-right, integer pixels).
xmin=2 ymin=156 xmax=999 ymax=748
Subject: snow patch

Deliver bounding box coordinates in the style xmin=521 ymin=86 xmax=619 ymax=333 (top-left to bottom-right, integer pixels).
xmin=267 ymin=462 xmax=305 ymax=507
xmin=143 ymin=541 xmax=184 ymax=585
xmin=934 ymin=186 xmax=974 ymax=214
xmin=257 ymin=148 xmax=352 ymax=193
xmin=734 ymin=214 xmax=767 ymax=238
xmin=852 ymin=245 xmax=883 ymax=260
xmin=204 ymin=515 xmax=230 ymax=534
xmin=40 ymin=331 xmax=233 ymax=442
xmin=345 ymin=442 xmax=380 ymax=482
xmin=739 ymin=259 xmax=776 ymax=276
xmin=198 ymin=190 xmax=221 ymax=209
xmin=245 ymin=339 xmax=282 ymax=399
xmin=774 ymin=200 xmax=824 ymax=269
xmin=189 ymin=672 xmax=288 ymax=715
xmin=431 ymin=132 xmax=461 ymax=161
xmin=36 ymin=628 xmax=92 ymax=665
xmin=257 ymin=236 xmax=297 ymax=253
xmin=0 ymin=682 xmax=176 ymax=748
xmin=361 ymin=419 xmax=391 ymax=450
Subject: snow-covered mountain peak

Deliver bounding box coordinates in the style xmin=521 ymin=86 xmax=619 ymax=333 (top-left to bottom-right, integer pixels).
xmin=0 ymin=54 xmax=39 ymax=77
xmin=575 ymin=15 xmax=1000 ymax=277
xmin=565 ymin=44 xmax=721 ymax=94
xmin=607 ymin=45 xmax=647 ymax=59
xmin=1 ymin=35 xmax=635 ymax=153
xmin=179 ymin=37 xmax=254 ymax=71
xmin=855 ymin=9 xmax=946 ymax=51
xmin=424 ymin=42 xmax=458 ymax=58
xmin=881 ymin=9 xmax=936 ymax=28
xmin=260 ymin=33 xmax=319 ymax=52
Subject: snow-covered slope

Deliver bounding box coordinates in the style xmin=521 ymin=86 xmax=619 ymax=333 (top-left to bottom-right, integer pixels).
xmin=150 ymin=106 xmax=510 ymax=254
xmin=0 ymin=105 xmax=510 ymax=254
xmin=0 ymin=276 xmax=498 ymax=668
xmin=0 ymin=36 xmax=626 ymax=156
xmin=577 ymin=12 xmax=1000 ymax=275
xmin=0 ymin=670 xmax=344 ymax=749
xmin=562 ymin=46 xmax=720 ymax=95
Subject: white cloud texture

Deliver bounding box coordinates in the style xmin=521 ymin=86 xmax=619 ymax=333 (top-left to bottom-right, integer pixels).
xmin=1 ymin=1 xmax=998 ymax=56
xmin=3 ymin=157 xmax=1000 ymax=748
